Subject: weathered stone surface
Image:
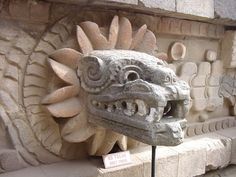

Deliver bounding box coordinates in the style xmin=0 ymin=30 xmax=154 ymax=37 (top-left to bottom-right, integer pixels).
xmin=205 ymin=50 xmax=217 ymax=62
xmin=203 ymin=133 xmax=231 ymax=170
xmin=7 ymin=0 xmax=50 ymax=23
xmin=221 ymin=31 xmax=236 ymax=68
xmin=204 ymin=165 xmax=236 ymax=177
xmin=172 ymin=132 xmax=232 ymax=176
xmin=217 ymin=127 xmax=236 ymax=164
xmin=9 ymin=0 xmax=30 ymax=20
xmin=0 ymin=160 xmax=99 ymax=177
xmin=30 ymin=1 xmax=50 ymax=22
xmin=215 ymin=0 xmax=236 ymax=21
xmin=132 ymin=146 xmax=179 ymax=177
xmin=191 ymin=62 xmax=211 ymax=111
xmin=0 ymin=130 xmax=235 ymax=176
xmin=0 ymin=149 xmax=29 ymax=172
xmin=176 ymin=0 xmax=214 ymax=18
xmin=179 ymin=62 xmax=198 ymax=86
xmin=170 ymin=139 xmax=207 ymax=177
xmin=139 ymin=0 xmax=175 ymax=11
xmin=207 ymin=60 xmax=224 ymax=111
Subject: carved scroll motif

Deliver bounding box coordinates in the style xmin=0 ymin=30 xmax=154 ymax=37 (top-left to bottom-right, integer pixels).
xmin=179 ymin=60 xmax=224 ymax=116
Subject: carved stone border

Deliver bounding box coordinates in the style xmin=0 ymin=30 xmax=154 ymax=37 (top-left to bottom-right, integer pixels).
xmin=186 ymin=116 xmax=236 ymax=137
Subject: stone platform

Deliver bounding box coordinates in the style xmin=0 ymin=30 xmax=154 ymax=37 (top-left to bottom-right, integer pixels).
xmin=0 ymin=127 xmax=235 ymax=177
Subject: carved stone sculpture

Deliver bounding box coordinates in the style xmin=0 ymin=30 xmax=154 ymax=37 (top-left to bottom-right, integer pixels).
xmin=42 ymin=16 xmax=191 ymax=155
xmin=0 ymin=15 xmax=190 ymax=169
xmin=0 ymin=1 xmax=235 ymax=175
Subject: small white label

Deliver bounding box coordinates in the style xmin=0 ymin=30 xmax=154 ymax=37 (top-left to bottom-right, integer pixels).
xmin=102 ymin=151 xmax=132 ymax=169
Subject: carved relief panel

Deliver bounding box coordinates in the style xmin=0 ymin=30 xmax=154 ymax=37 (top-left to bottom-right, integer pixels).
xmin=0 ymin=7 xmax=235 ymax=172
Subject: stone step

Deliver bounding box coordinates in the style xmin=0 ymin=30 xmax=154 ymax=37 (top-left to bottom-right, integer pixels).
xmin=1 ymin=127 xmax=235 ymax=177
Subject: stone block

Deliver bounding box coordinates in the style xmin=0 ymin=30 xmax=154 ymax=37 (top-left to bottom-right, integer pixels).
xmin=172 ymin=132 xmax=231 ymax=175
xmin=221 ymin=31 xmax=236 ymax=68
xmin=30 ymin=1 xmax=50 ymax=22
xmin=0 ymin=150 xmax=28 ymax=172
xmin=40 ymin=160 xmax=99 ymax=177
xmin=15 ymin=34 xmax=36 ymax=54
xmin=132 ymin=146 xmax=179 ymax=177
xmin=169 ymin=138 xmax=206 ymax=177
xmin=204 ymin=165 xmax=236 ymax=177
xmin=202 ymin=133 xmax=231 ymax=170
xmin=217 ymin=127 xmax=236 ymax=164
xmin=214 ymin=0 xmax=236 ymax=21
xmin=9 ymin=0 xmax=30 ymax=20
xmin=139 ymin=0 xmax=175 ymax=11
xmin=0 ymin=166 xmax=45 ymax=177
xmin=176 ymin=0 xmax=214 ymax=18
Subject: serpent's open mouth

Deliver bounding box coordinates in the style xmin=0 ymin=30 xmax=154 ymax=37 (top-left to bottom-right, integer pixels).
xmin=87 ymin=94 xmax=189 ymax=146
xmin=90 ymin=99 xmax=189 ymax=122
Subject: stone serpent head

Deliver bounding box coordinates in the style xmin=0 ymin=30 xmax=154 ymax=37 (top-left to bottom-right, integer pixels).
xmin=79 ymin=50 xmax=190 ymax=146
xmin=42 ymin=16 xmax=190 ymax=156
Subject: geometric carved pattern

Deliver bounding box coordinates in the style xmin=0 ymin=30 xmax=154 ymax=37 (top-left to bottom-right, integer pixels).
xmin=158 ymin=17 xmax=224 ymax=39
xmin=186 ymin=117 xmax=236 ymax=137
xmin=179 ymin=60 xmax=224 ymax=114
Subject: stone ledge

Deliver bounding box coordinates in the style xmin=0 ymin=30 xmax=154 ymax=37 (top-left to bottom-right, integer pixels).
xmin=2 ymin=0 xmax=236 ymax=26
xmin=1 ymin=128 xmax=235 ymax=177
xmin=46 ymin=0 xmax=236 ymax=25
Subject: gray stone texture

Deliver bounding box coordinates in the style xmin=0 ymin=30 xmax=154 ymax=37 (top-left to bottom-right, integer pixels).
xmin=215 ymin=0 xmax=236 ymax=21
xmin=176 ymin=0 xmax=214 ymax=18
xmin=139 ymin=0 xmax=175 ymax=11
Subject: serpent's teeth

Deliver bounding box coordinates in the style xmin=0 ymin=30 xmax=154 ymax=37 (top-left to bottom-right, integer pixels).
xmin=92 ymin=100 xmax=97 ymax=106
xmin=124 ymin=101 xmax=136 ymax=116
xmin=107 ymin=104 xmax=114 ymax=112
xmin=156 ymin=107 xmax=164 ymax=121
xmin=146 ymin=107 xmax=164 ymax=122
xmin=135 ymin=99 xmax=148 ymax=116
xmin=115 ymin=101 xmax=122 ymax=110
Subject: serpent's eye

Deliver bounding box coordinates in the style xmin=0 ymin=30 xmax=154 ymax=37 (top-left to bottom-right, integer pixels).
xmin=124 ymin=71 xmax=140 ymax=82
xmin=173 ymin=77 xmax=177 ymax=83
